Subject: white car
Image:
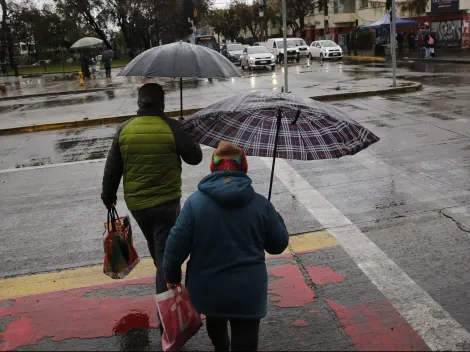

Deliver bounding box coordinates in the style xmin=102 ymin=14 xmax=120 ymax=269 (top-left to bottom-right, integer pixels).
xmin=265 ymin=38 xmax=300 ymax=63
xmin=287 ymin=38 xmax=309 ymax=57
xmin=309 ymin=40 xmax=343 ymax=60
xmin=240 ymin=46 xmax=275 ymax=70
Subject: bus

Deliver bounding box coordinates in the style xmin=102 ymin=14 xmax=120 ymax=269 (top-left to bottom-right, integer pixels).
xmin=194 ymin=35 xmax=219 ymax=52
xmin=185 ymin=30 xmax=219 ymax=52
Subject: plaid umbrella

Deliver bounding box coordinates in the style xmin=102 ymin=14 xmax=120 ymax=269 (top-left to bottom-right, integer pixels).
xmin=181 ymin=91 xmax=380 ymax=200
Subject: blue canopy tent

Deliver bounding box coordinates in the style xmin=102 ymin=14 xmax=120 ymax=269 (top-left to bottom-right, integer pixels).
xmin=360 ymin=13 xmax=419 ymax=30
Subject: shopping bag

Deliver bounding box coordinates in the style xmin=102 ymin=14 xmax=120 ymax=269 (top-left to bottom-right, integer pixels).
xmin=103 ymin=206 xmax=140 ymax=279
xmin=155 ymin=284 xmax=203 ymax=351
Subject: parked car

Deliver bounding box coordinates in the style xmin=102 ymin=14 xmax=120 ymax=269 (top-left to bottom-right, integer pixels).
xmin=309 ymin=40 xmax=343 ymax=60
xmin=221 ymin=43 xmax=244 ymax=65
xmin=265 ymin=38 xmax=300 ymax=63
xmin=240 ymin=46 xmax=275 ymax=70
xmin=32 ymin=60 xmax=51 ymax=66
xmin=287 ymin=38 xmax=309 ymax=57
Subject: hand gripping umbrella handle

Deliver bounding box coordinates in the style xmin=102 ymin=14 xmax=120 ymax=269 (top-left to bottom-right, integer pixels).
xmin=268 ymin=108 xmax=283 ymax=202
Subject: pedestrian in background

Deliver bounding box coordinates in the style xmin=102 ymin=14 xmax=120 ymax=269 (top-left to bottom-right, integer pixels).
xmin=424 ymin=31 xmax=435 ymax=58
xmin=408 ymin=31 xmax=415 ymax=53
xmin=163 ymin=141 xmax=289 ymax=351
xmin=101 ymin=83 xmax=203 ymax=296
xmin=102 ymin=49 xmax=114 ymax=78
xmin=397 ymin=31 xmax=405 ymax=57
xmin=430 ymin=30 xmax=437 ymax=57
xmin=80 ymin=55 xmax=90 ymax=79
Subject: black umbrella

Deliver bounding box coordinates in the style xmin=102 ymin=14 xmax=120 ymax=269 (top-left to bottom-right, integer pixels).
xmin=118 ymin=41 xmax=243 ymax=119
xmin=181 ymin=91 xmax=380 ymax=200
xmin=102 ymin=49 xmax=114 ymax=62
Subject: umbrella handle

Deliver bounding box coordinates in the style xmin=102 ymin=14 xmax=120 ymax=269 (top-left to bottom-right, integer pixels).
xmin=268 ymin=108 xmax=283 ymax=202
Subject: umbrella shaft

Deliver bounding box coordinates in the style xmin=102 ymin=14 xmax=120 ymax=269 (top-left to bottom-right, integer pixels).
xmin=268 ymin=110 xmax=283 ymax=202
xmin=180 ymin=78 xmax=183 ymax=120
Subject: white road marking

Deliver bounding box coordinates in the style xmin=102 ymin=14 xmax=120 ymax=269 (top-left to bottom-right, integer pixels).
xmin=0 ymin=158 xmax=106 ymax=174
xmin=262 ymin=157 xmax=470 ymax=351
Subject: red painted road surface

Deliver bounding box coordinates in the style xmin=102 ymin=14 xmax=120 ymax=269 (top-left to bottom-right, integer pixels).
xmin=0 ymin=249 xmax=431 ymax=351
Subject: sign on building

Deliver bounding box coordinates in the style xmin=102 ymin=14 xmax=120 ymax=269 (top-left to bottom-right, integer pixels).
xmin=431 ymin=0 xmax=459 ymax=14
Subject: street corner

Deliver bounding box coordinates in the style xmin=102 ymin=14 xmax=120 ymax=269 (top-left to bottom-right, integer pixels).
xmin=0 ymin=231 xmax=431 ymax=351
xmin=294 ymin=242 xmax=431 ymax=351
xmin=0 ymin=276 xmax=160 ymax=351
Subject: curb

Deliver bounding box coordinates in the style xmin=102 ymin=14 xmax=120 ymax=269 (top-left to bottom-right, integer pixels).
xmin=0 ymin=78 xmax=201 ymax=102
xmin=312 ymin=82 xmax=422 ymax=102
xmin=0 ymin=83 xmax=422 ymax=136
xmin=4 ymin=65 xmax=128 ymax=78
xmin=398 ymin=58 xmax=470 ymax=65
xmin=0 ymin=87 xmax=121 ymax=102
xmin=343 ymin=56 xmax=386 ymax=62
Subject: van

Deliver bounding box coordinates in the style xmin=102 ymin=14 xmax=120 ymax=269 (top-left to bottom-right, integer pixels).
xmin=265 ymin=38 xmax=300 ymax=63
xmin=287 ymin=38 xmax=309 ymax=57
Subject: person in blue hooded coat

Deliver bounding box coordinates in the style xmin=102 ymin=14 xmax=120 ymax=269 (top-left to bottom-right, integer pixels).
xmin=163 ymin=140 xmax=289 ymax=352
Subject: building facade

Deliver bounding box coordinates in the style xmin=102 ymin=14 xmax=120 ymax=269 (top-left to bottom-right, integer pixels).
xmin=300 ymin=0 xmax=470 ymax=48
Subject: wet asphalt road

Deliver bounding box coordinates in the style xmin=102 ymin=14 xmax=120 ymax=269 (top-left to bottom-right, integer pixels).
xmin=0 ymin=58 xmax=463 ymax=130
xmin=2 ymin=61 xmax=470 ymax=350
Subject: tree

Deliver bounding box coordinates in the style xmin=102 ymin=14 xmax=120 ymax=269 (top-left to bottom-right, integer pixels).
xmin=0 ymin=0 xmax=19 ymax=75
xmin=267 ymin=0 xmax=316 ymax=33
xmin=55 ymin=0 xmax=113 ymax=49
xmin=231 ymin=1 xmax=272 ymax=42
xmin=203 ymin=7 xmax=241 ymax=41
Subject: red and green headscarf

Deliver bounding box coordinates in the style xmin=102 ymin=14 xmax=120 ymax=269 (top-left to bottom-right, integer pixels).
xmin=210 ymin=141 xmax=248 ymax=173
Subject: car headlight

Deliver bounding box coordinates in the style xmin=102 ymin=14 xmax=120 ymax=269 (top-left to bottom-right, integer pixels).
xmin=296 ymin=49 xmax=299 ymax=53
xmin=249 ymin=57 xmax=254 ymax=62
xmin=271 ymin=55 xmax=275 ymax=60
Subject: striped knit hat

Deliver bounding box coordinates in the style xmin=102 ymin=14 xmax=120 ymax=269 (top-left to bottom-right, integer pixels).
xmin=210 ymin=141 xmax=248 ymax=173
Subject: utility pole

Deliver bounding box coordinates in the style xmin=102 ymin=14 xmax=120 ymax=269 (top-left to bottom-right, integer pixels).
xmin=259 ymin=0 xmax=265 ymax=42
xmin=324 ymin=0 xmax=329 ymax=37
xmin=1 ymin=0 xmax=18 ymax=77
xmin=281 ymin=0 xmax=288 ymax=92
xmin=390 ymin=0 xmax=396 ymax=86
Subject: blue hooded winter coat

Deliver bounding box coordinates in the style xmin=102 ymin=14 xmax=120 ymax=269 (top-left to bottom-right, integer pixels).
xmin=163 ymin=170 xmax=289 ymax=318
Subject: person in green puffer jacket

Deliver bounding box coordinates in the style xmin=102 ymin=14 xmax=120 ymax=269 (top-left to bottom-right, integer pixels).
xmin=101 ymin=83 xmax=202 ymax=295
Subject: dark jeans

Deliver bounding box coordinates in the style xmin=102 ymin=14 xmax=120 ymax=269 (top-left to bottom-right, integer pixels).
xmin=206 ymin=316 xmax=261 ymax=351
xmin=104 ymin=62 xmax=112 ymax=78
xmin=131 ymin=198 xmax=181 ymax=294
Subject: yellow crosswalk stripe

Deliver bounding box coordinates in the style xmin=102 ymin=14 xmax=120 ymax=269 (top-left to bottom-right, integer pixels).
xmin=0 ymin=231 xmax=339 ymax=300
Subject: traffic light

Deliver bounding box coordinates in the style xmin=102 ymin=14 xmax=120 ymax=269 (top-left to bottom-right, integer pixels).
xmin=386 ymin=0 xmax=391 ymax=10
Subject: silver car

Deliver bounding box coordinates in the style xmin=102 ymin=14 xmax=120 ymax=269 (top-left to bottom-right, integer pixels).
xmin=240 ymin=46 xmax=276 ymax=70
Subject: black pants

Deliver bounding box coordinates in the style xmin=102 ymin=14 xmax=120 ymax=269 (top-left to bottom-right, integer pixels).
xmin=104 ymin=63 xmax=112 ymax=78
xmin=131 ymin=198 xmax=181 ymax=294
xmin=206 ymin=316 xmax=260 ymax=351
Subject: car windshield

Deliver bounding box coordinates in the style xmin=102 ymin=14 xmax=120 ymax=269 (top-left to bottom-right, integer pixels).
xmin=247 ymin=47 xmax=269 ymax=54
xmin=293 ymin=39 xmax=305 ymax=46
xmin=319 ymin=40 xmax=337 ymax=47
xmin=227 ymin=44 xmax=243 ymax=51
xmin=277 ymin=41 xmax=296 ymax=49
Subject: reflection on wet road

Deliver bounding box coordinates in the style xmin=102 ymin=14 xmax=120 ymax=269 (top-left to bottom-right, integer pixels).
xmin=0 ymin=126 xmax=117 ymax=169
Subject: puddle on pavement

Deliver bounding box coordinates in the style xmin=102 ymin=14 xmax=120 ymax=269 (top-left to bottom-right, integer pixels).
xmin=55 ymin=135 xmax=113 ymax=163
xmin=428 ymin=112 xmax=456 ymax=120
xmin=0 ymin=92 xmax=115 ymax=113
xmin=15 ymin=157 xmax=52 ymax=168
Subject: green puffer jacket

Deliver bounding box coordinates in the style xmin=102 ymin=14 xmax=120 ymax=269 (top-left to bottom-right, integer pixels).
xmin=101 ymin=110 xmax=202 ymax=211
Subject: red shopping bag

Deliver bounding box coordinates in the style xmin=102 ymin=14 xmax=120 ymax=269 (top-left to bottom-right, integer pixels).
xmin=155 ymin=284 xmax=203 ymax=351
xmin=103 ymin=206 xmax=140 ymax=279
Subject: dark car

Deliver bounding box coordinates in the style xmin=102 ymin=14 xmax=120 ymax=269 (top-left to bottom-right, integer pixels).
xmin=222 ymin=43 xmax=244 ymax=65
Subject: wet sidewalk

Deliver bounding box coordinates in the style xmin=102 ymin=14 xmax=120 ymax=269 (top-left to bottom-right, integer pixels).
xmin=0 ymin=62 xmax=421 ymax=132
xmin=0 ymin=231 xmax=429 ymax=351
